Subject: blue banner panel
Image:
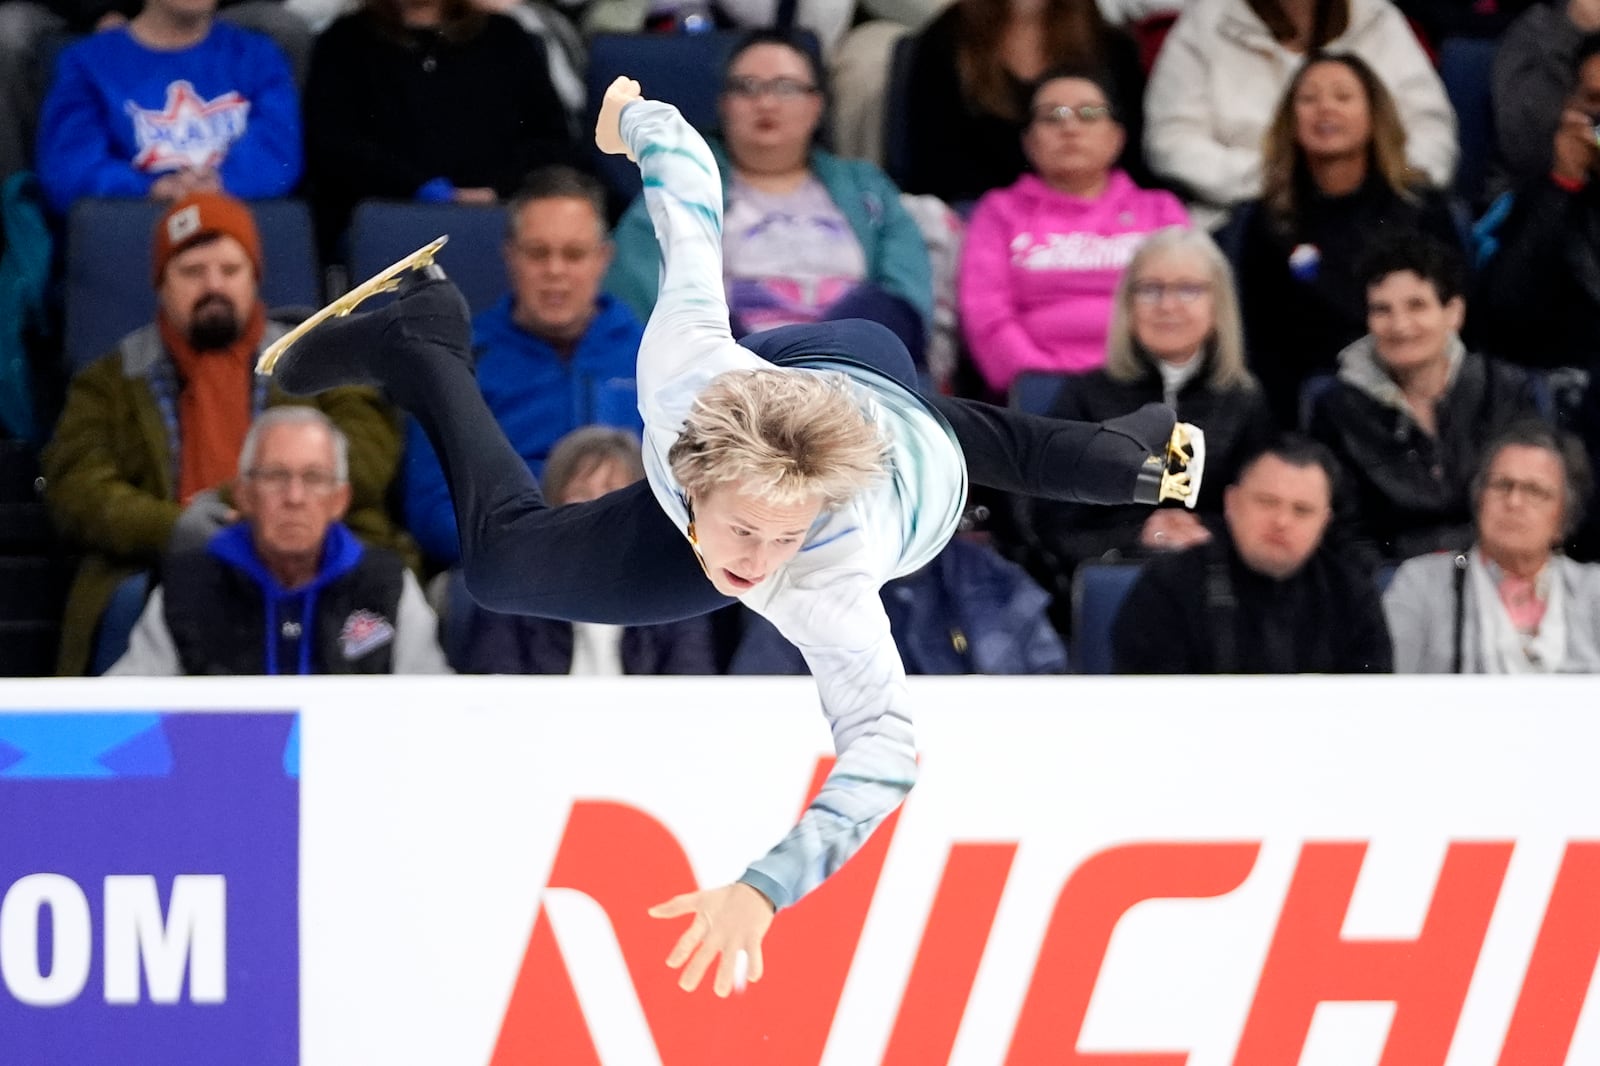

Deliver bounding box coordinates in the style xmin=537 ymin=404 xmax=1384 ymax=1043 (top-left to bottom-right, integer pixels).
xmin=0 ymin=712 xmax=299 ymax=1066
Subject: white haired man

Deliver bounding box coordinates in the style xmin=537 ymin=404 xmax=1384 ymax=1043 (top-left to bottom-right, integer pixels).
xmin=109 ymin=407 xmax=448 ymax=675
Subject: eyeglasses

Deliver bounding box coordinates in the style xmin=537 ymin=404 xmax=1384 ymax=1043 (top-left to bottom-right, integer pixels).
xmin=510 ymin=241 xmax=604 ymax=265
xmin=723 ymin=76 xmax=819 ymax=100
xmin=246 ymin=467 xmax=342 ymax=495
xmin=1131 ymin=281 xmax=1212 ymax=305
xmin=1031 ymin=104 xmax=1113 ymax=127
xmin=1484 ymin=477 xmax=1559 ymax=505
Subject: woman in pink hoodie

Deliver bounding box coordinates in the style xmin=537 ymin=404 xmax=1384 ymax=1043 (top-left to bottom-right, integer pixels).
xmin=959 ymin=67 xmax=1189 ymax=396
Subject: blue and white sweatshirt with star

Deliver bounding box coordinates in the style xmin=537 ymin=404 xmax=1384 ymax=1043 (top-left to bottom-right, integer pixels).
xmin=620 ymin=99 xmax=968 ymax=911
xmin=36 ymin=22 xmax=302 ymax=215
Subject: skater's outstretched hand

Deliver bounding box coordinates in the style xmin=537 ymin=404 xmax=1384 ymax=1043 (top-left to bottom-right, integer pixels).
xmin=596 ymin=76 xmax=643 ymax=161
xmin=649 ymin=881 xmax=774 ymax=997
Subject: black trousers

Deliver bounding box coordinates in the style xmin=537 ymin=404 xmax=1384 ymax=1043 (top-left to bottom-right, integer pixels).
xmin=304 ymin=284 xmax=1163 ymax=624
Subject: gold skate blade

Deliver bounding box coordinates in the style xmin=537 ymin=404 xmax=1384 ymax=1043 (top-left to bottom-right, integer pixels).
xmin=1157 ymin=423 xmax=1205 ymax=507
xmin=256 ymin=236 xmax=449 ymax=375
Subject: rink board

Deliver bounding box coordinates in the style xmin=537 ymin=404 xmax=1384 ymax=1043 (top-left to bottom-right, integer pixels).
xmin=1 ymin=675 xmax=1599 ymax=1065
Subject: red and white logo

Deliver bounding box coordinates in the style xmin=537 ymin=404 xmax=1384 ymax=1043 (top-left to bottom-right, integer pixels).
xmin=126 ymin=80 xmax=250 ymax=174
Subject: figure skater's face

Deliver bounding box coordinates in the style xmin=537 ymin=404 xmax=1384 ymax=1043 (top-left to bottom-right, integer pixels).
xmin=689 ymin=480 xmax=823 ymax=596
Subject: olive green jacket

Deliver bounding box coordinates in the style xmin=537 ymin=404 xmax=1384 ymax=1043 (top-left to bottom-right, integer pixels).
xmin=41 ymin=316 xmax=416 ymax=675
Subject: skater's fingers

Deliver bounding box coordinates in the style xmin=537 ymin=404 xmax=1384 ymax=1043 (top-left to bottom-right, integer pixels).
xmin=746 ymin=943 xmax=764 ymax=985
xmin=679 ymin=940 xmax=719 ymax=993
xmin=648 ymin=893 xmax=696 ymax=919
xmin=713 ymin=947 xmax=740 ymax=998
xmin=664 ymin=913 xmax=707 ymax=968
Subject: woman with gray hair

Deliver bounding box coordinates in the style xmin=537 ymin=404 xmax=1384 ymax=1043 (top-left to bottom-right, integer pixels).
xmin=261 ymin=76 xmax=1203 ymax=998
xmin=1384 ymin=420 xmax=1600 ymax=673
xmin=1025 ymin=227 xmax=1273 ymax=594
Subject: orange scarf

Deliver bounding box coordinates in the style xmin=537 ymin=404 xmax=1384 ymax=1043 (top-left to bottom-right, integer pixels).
xmin=160 ymin=303 xmax=267 ymax=505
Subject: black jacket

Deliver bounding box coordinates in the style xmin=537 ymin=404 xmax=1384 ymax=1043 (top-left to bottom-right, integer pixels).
xmin=1112 ymin=531 xmax=1392 ymax=674
xmin=1477 ymin=175 xmax=1600 ymax=370
xmin=1308 ymin=343 xmax=1540 ymax=563
xmin=1028 ymin=358 xmax=1275 ymax=583
xmin=161 ymin=523 xmax=408 ymax=675
xmin=1231 ymin=176 xmax=1463 ymax=427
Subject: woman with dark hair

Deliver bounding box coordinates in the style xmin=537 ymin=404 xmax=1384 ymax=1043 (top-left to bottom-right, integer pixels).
xmin=958 ymin=68 xmax=1188 ymax=393
xmin=1233 ymin=51 xmax=1465 ymax=427
xmin=301 ymin=0 xmax=579 ymax=253
xmin=901 ymin=0 xmax=1147 ymax=205
xmin=605 ymin=29 xmax=934 ymax=365
xmin=1384 ymin=420 xmax=1600 ymax=673
xmin=1144 ymin=0 xmax=1454 ymax=225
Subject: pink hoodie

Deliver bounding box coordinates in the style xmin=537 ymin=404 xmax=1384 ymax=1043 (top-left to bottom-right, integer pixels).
xmin=958 ymin=171 xmax=1189 ymax=393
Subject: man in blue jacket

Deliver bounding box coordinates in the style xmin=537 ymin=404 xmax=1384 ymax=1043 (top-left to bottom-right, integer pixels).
xmin=33 ymin=0 xmax=301 ymax=215
xmin=401 ymin=165 xmax=644 ymax=566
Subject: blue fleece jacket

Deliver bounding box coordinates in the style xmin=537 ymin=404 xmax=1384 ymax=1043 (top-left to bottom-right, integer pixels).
xmin=402 ymin=294 xmax=644 ymax=564
xmin=36 ymin=22 xmax=302 ymax=215
xmin=208 ymin=520 xmax=364 ymax=676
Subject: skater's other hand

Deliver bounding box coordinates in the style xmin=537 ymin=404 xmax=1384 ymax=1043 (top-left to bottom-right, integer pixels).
xmin=452 ymin=186 xmax=498 ymax=205
xmin=649 ymin=881 xmax=773 ymax=997
xmin=596 ymin=76 xmax=643 ymax=160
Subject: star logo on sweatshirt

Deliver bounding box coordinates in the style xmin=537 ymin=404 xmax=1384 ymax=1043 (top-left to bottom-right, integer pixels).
xmin=127 ymin=79 xmax=252 ymax=173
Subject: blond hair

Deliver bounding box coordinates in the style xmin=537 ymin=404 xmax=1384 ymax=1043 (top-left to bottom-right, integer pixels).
xmin=668 ymin=368 xmax=889 ymax=509
xmin=1105 ymin=227 xmax=1253 ymax=391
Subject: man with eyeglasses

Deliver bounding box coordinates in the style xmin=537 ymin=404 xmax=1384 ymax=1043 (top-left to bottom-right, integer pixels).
xmin=41 ymin=191 xmax=411 ymax=675
xmin=402 ymin=164 xmax=644 ymax=567
xmin=110 ymin=406 xmax=450 ymax=675
xmin=1385 ymin=421 xmax=1600 ymax=673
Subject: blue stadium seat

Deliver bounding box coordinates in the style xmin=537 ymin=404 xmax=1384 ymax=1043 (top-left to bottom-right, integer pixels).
xmin=1298 ymin=372 xmax=1338 ymax=431
xmin=1438 ymin=36 xmax=1499 ymax=210
xmin=1071 ymin=562 xmax=1143 ymax=675
xmin=585 ymin=31 xmax=746 ymax=204
xmin=345 ymin=200 xmax=509 ymax=316
xmin=64 ymin=198 xmax=320 ymax=373
xmin=585 ymin=30 xmax=824 ymax=205
xmin=1009 ymin=370 xmax=1069 ymax=415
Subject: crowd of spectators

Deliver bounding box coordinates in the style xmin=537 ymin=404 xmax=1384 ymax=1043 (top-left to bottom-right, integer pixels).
xmin=5 ymin=0 xmax=1600 ymax=677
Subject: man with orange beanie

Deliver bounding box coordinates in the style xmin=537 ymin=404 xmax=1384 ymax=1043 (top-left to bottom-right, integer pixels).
xmin=42 ymin=191 xmax=414 ymax=675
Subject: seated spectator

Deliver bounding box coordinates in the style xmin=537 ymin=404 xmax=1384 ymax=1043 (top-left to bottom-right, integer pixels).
xmin=41 ymin=192 xmax=409 ymax=675
xmin=1113 ymin=434 xmax=1392 ymax=672
xmin=1233 ymin=52 xmax=1464 ymax=427
xmin=1028 ymin=226 xmax=1273 ymax=586
xmin=958 ymin=68 xmax=1188 ymax=393
xmin=1143 ymin=0 xmax=1455 ymax=226
xmin=1478 ymin=34 xmax=1600 ymax=371
xmin=463 ymin=426 xmax=717 ymax=674
xmin=1491 ymin=0 xmax=1600 ymax=196
xmin=1385 ymin=420 xmax=1600 ymax=672
xmin=605 ymin=29 xmax=934 ymax=364
xmin=902 ymin=0 xmax=1147 ymax=205
xmin=110 ymin=407 xmax=449 ymax=674
xmin=33 ymin=0 xmax=301 ymax=216
xmin=301 ymin=0 xmax=578 ymax=253
xmin=404 ymin=166 xmax=642 ymax=566
xmin=731 ymin=534 xmax=1068 ymax=674
xmin=1310 ymin=236 xmax=1541 ymax=564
